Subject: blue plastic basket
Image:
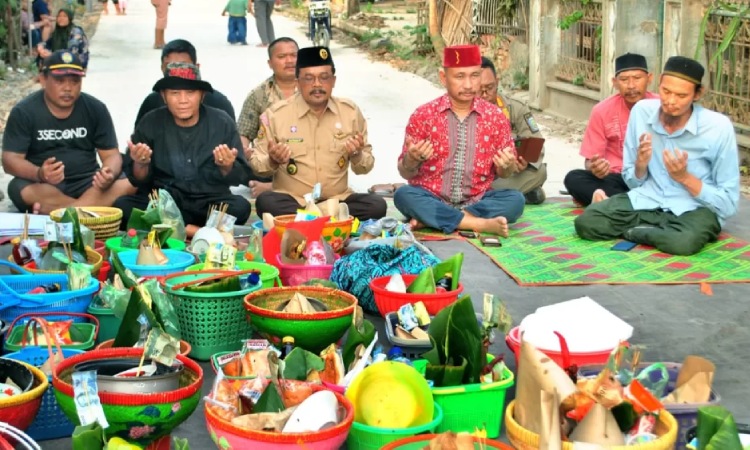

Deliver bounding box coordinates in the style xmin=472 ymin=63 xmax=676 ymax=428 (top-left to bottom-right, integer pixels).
xmin=0 ymin=261 xmax=100 ymax=324
xmin=116 ymin=249 xmax=197 ymax=277
xmin=5 ymin=347 xmax=85 ymax=440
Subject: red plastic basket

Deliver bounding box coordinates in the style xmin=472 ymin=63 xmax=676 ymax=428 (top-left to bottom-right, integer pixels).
xmin=370 ymin=274 xmax=464 ymax=317
xmin=505 ymin=326 xmax=614 ymax=369
xmin=275 ymin=254 xmax=340 ymax=287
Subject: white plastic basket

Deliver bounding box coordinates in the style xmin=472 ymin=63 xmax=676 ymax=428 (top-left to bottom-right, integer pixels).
xmin=0 ymin=422 xmax=41 ymax=450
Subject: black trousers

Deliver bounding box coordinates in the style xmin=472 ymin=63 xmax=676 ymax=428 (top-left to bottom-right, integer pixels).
xmin=563 ymin=170 xmax=629 ymax=206
xmin=255 ymin=192 xmax=387 ymax=221
xmin=114 ymin=191 xmax=251 ymax=229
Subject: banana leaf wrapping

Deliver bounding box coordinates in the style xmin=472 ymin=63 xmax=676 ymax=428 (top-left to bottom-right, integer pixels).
xmin=183 ymin=275 xmax=241 ymax=293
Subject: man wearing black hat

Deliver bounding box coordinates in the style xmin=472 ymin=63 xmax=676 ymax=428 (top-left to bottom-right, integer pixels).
xmin=563 ymin=53 xmax=657 ymax=206
xmin=250 ymin=46 xmax=387 ymax=221
xmin=116 ymin=62 xmax=254 ymax=233
xmin=575 ymin=56 xmax=740 ymax=256
xmin=134 ymin=39 xmax=236 ymax=126
xmin=2 ymin=50 xmax=134 ymax=214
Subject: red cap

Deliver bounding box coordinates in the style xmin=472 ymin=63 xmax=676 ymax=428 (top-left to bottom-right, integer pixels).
xmin=127 ymin=228 xmax=137 ymax=237
xmin=443 ymin=45 xmax=482 ymax=68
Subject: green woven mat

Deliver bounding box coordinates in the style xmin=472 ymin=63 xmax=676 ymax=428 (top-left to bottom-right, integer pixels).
xmin=468 ymin=197 xmax=750 ymax=286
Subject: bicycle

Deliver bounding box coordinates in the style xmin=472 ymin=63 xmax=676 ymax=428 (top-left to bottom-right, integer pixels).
xmin=308 ymin=0 xmax=331 ymax=48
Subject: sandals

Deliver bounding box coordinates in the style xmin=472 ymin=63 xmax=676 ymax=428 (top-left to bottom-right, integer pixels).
xmin=368 ymin=183 xmax=405 ymax=197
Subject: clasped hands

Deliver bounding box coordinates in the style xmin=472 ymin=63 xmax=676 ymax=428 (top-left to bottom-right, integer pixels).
xmin=37 ymin=157 xmax=115 ymax=190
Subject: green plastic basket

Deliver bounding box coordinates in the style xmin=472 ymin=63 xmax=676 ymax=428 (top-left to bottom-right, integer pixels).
xmin=162 ymin=271 xmax=262 ymax=361
xmin=87 ymin=304 xmax=123 ymax=344
xmin=104 ymin=236 xmax=186 ymax=255
xmin=186 ymin=261 xmax=281 ymax=289
xmin=431 ymin=366 xmax=514 ymax=439
xmin=3 ymin=312 xmax=99 ymax=353
xmin=347 ymin=403 xmax=443 ymax=450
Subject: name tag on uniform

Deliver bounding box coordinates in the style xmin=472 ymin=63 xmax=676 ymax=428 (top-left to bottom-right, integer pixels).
xmin=287 ymin=138 xmax=304 ymax=143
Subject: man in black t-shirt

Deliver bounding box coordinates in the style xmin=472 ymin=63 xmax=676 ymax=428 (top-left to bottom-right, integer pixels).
xmin=2 ymin=51 xmax=135 ymax=214
xmin=116 ymin=62 xmax=253 ymax=234
xmin=133 ymin=39 xmax=236 ymax=126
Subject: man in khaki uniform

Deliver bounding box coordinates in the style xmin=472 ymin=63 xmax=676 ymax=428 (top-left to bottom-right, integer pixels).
xmin=250 ymin=46 xmax=387 ymax=220
xmin=238 ymin=37 xmax=299 ymax=197
xmin=480 ymin=57 xmax=547 ymax=204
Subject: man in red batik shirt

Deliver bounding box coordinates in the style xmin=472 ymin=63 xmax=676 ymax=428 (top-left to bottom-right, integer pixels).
xmin=393 ymin=44 xmax=524 ymax=237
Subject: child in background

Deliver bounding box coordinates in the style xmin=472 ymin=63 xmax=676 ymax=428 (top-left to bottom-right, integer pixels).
xmin=222 ymin=0 xmax=251 ymax=45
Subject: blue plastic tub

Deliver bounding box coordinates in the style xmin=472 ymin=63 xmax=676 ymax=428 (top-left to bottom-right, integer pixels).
xmin=0 ymin=261 xmax=100 ymax=324
xmin=116 ymin=250 xmax=197 ymax=277
xmin=5 ymin=347 xmax=85 ymax=440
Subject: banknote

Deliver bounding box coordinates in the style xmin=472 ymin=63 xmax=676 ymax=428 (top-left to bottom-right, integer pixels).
xmin=72 ymin=370 xmax=109 ymax=428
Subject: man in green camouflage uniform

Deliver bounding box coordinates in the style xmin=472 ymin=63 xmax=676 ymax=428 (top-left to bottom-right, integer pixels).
xmin=480 ymin=57 xmax=547 ymax=204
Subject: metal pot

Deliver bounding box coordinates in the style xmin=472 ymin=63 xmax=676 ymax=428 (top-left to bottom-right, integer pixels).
xmin=73 ymin=358 xmax=183 ymax=394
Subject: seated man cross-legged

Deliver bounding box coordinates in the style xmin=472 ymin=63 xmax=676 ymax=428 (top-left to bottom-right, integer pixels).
xmin=394 ymin=45 xmax=525 ymax=237
xmin=2 ymin=51 xmax=134 ymax=214
xmin=574 ymin=56 xmax=740 ymax=256
xmin=564 ymin=53 xmax=657 ymax=206
xmin=250 ymin=46 xmax=387 ymax=221
xmin=116 ymin=63 xmax=253 ymax=233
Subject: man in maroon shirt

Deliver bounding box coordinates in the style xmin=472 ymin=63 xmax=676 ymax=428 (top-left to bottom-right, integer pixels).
xmin=393 ymin=45 xmax=524 ymax=237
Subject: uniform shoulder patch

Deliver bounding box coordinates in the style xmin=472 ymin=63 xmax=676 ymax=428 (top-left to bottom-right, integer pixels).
xmin=523 ymin=112 xmax=540 ymax=134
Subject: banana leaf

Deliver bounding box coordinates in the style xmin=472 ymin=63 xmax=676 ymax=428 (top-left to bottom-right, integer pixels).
xmin=113 ymin=285 xmax=164 ymax=347
xmin=126 ymin=208 xmax=152 ymax=232
xmin=342 ymin=317 xmax=376 ymax=369
xmin=48 ymin=207 xmax=86 ymax=256
xmin=697 ymin=406 xmax=743 ymax=450
xmin=432 ymin=253 xmax=463 ymax=290
xmin=406 ymin=266 xmax=436 ymax=294
xmin=422 ymin=295 xmax=483 ymax=386
xmin=254 ymin=383 xmax=286 ymax=414
xmin=183 ymin=275 xmax=241 ymax=293
xmin=424 ymin=351 xmax=467 ymax=387
xmin=111 ymin=252 xmax=138 ymax=289
xmin=282 ymin=348 xmax=325 ymax=381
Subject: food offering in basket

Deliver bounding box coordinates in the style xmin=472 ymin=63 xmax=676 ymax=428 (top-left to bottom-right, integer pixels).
xmin=510 ymin=340 xmax=680 ymax=449
xmin=52 ymin=348 xmax=203 ymax=448
xmin=244 ymin=286 xmax=357 ymax=354
xmin=185 ymin=204 xmax=241 ymax=259
xmin=371 ymin=253 xmax=465 ymax=316
xmin=274 ymin=227 xmax=338 ymax=285
xmin=204 ymin=350 xmax=354 ymax=450
xmin=12 ymin=207 xmax=103 ymax=276
xmin=4 ymin=313 xmax=100 ymax=353
xmin=578 ymin=355 xmax=721 ymax=449
xmin=271 ymin=193 xmax=355 ymax=253
xmin=126 ymin=189 xmax=187 ymax=243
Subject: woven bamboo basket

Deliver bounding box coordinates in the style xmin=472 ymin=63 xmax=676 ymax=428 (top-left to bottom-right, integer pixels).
xmin=50 ymin=207 xmax=123 ymax=239
xmin=8 ymin=247 xmax=103 ymax=276
xmin=504 ymin=401 xmax=678 ymax=450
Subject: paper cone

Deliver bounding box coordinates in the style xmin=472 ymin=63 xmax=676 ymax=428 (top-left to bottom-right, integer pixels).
xmin=569 ymin=402 xmax=625 ymax=446
xmin=662 ymin=355 xmax=715 ymax=404
xmin=280 ymin=229 xmax=307 ymax=265
xmin=137 ymin=244 xmax=161 ymax=265
xmin=262 ymin=213 xmax=275 ymax=232
xmin=514 ymin=340 xmax=578 ymax=435
xmin=316 ymin=199 xmax=339 ymax=218
xmin=539 ymin=389 xmax=562 ymax=450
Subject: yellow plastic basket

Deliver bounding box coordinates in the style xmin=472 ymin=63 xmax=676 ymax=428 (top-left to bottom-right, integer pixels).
xmin=7 ymin=247 xmax=103 ymax=277
xmin=50 ymin=207 xmax=123 ymax=239
xmin=504 ymin=400 xmax=678 ymax=450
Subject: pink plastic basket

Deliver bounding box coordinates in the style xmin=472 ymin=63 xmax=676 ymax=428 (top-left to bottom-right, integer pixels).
xmin=275 ymin=254 xmax=339 ymax=286
xmin=505 ymin=326 xmax=614 ymax=369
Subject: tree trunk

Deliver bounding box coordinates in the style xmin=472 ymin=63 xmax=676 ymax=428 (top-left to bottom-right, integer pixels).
xmin=428 ymin=0 xmax=444 ymax=54
xmin=4 ymin=2 xmax=17 ymax=66
xmin=347 ymin=0 xmax=359 ymax=17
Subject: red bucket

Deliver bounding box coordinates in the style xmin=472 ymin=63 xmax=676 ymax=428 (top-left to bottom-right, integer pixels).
xmin=505 ymin=326 xmax=614 ymax=369
xmin=370 ymin=274 xmax=464 ymax=317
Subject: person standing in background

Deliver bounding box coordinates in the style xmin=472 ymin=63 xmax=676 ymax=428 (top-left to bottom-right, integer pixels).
xmin=223 ymin=0 xmax=251 ymax=45
xmin=152 ymin=0 xmax=170 ymax=49
xmin=251 ymin=0 xmax=279 ymax=48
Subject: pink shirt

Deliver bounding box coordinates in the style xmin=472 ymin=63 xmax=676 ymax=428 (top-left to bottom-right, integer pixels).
xmin=579 ymin=92 xmax=658 ymax=173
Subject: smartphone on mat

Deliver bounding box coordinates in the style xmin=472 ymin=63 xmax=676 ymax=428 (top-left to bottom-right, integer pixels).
xmin=458 ymin=230 xmax=478 ymax=238
xmin=611 ymin=240 xmax=637 ymax=251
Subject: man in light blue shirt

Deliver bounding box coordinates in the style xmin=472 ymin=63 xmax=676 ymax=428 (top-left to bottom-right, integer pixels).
xmin=574 ymin=56 xmax=740 ymax=255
